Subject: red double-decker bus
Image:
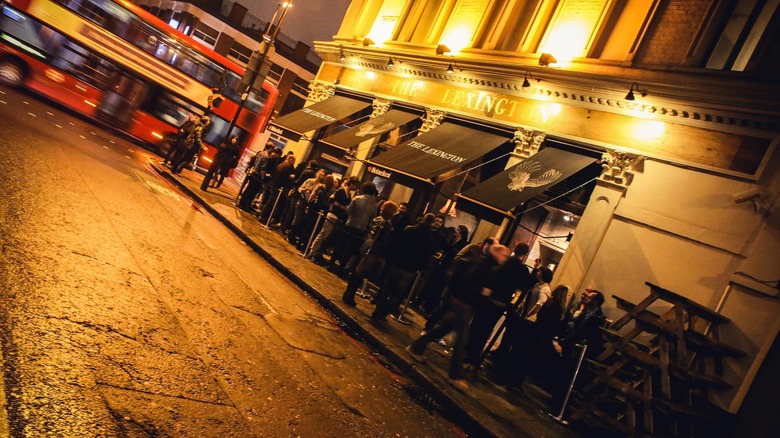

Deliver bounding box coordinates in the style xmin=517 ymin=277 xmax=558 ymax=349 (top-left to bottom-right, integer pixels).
xmin=0 ymin=0 xmax=278 ymax=169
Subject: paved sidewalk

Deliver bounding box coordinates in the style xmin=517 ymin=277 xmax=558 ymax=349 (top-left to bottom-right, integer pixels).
xmin=150 ymin=161 xmax=581 ymax=438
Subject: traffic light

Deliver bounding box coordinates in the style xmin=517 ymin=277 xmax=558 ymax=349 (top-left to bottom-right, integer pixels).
xmin=238 ymin=40 xmax=275 ymax=93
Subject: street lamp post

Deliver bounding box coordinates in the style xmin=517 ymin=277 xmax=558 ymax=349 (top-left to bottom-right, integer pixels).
xmin=200 ymin=1 xmax=292 ymax=191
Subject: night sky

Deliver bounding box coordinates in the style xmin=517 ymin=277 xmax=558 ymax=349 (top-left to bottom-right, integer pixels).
xmin=243 ymin=0 xmax=352 ymax=48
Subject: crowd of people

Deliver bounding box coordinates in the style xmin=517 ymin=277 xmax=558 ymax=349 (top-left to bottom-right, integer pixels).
xmin=228 ymin=142 xmax=607 ymax=405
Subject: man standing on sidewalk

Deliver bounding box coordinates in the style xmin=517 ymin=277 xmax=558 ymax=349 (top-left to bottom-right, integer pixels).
xmin=405 ymin=243 xmax=510 ymax=391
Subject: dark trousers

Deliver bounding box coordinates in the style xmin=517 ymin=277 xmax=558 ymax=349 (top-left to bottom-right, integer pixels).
xmin=238 ymin=176 xmax=264 ymax=211
xmin=409 ymin=299 xmax=475 ymax=380
xmin=170 ymin=148 xmax=196 ymax=174
xmin=463 ymin=301 xmax=505 ymax=366
xmin=372 ymin=266 xmax=416 ymax=319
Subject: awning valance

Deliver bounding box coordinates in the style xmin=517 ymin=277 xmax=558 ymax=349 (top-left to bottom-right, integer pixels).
xmin=366 ymin=123 xmax=511 ymax=185
xmin=320 ymin=109 xmax=420 ymax=151
xmin=457 ymin=147 xmax=597 ymax=221
xmin=268 ymin=95 xmax=371 ymax=142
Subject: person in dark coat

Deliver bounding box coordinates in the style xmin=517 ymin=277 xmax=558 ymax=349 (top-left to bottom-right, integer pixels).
xmin=261 ymin=154 xmax=296 ymax=223
xmin=341 ymin=201 xmax=398 ymax=306
xmin=548 ymin=288 xmax=606 ymax=408
xmin=371 ymin=213 xmax=438 ymax=321
xmin=463 ymin=242 xmax=535 ymax=371
xmin=163 ymin=114 xmax=198 ymax=166
xmin=238 ymin=145 xmax=280 ymax=212
xmin=171 ymin=116 xmax=210 ymax=175
xmin=204 ymin=135 xmax=239 ymax=189
xmin=406 ymin=244 xmax=510 ymax=391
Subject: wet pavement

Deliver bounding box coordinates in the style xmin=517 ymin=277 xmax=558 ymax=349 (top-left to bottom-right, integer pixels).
xmin=151 ymin=161 xmax=581 ymax=438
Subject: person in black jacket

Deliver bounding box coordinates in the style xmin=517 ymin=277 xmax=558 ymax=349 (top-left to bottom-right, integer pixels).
xmin=406 ymin=243 xmax=510 ymax=391
xmin=341 ymin=201 xmax=398 ymax=306
xmin=371 ymin=213 xmax=438 ymax=321
xmin=548 ymin=288 xmax=606 ymax=407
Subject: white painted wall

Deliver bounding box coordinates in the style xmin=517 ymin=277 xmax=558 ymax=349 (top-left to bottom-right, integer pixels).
xmin=571 ymin=157 xmax=780 ymax=412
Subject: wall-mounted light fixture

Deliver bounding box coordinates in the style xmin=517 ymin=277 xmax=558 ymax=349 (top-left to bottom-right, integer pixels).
xmin=362 ymin=37 xmax=375 ymax=47
xmin=625 ymin=82 xmax=647 ymax=101
xmin=339 ymin=48 xmax=346 ymax=61
xmin=387 ymin=56 xmax=401 ymax=67
xmin=436 ymin=44 xmax=451 ymax=55
xmin=538 ymin=53 xmax=557 ymax=67
xmin=446 ymin=60 xmax=462 ymax=74
xmin=522 ymin=71 xmax=540 ymax=88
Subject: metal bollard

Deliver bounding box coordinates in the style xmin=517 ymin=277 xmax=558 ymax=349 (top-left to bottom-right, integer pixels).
xmin=264 ymin=187 xmax=283 ymax=228
xmin=302 ymin=211 xmax=325 ymax=258
xmin=393 ymin=271 xmax=423 ymax=325
xmin=548 ymin=343 xmax=588 ymax=425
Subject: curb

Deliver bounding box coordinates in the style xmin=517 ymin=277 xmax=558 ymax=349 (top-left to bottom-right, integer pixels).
xmin=151 ymin=163 xmax=504 ymax=438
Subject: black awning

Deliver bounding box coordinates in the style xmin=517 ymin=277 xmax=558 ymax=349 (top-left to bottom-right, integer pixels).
xmin=457 ymin=147 xmax=597 ymax=221
xmin=320 ymin=109 xmax=420 ymax=151
xmin=268 ymin=95 xmax=371 ymax=142
xmin=366 ymin=123 xmax=511 ymax=185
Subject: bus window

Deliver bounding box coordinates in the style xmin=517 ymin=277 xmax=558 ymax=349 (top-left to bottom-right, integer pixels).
xmin=141 ymin=87 xmax=202 ymax=127
xmin=245 ymin=87 xmax=270 ymax=113
xmin=202 ymin=115 xmax=247 ymax=147
xmin=56 ymin=0 xmax=226 ymax=88
xmin=51 ymin=41 xmax=117 ymax=89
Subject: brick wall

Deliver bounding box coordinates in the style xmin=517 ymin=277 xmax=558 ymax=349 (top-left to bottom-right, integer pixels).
xmin=634 ymin=0 xmax=715 ymax=66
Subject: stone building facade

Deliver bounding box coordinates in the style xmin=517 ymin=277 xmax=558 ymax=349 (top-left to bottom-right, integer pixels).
xmin=282 ymin=0 xmax=780 ymax=422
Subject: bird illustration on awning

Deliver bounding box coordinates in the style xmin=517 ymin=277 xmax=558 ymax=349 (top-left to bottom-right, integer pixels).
xmin=507 ymin=160 xmax=562 ymax=192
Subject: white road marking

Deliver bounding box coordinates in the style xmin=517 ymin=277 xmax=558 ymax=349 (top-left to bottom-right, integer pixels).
xmin=144 ymin=180 xmax=181 ymax=201
xmin=22 ymin=101 xmax=29 ymax=105
xmin=79 ymin=135 xmax=86 ymax=139
xmin=69 ymin=122 xmax=75 ymax=126
xmin=125 ymin=155 xmax=131 ymax=159
xmin=0 ymin=100 xmax=6 ymax=105
xmin=47 ymin=112 xmax=54 ymax=116
xmin=103 ymin=146 xmax=109 ymax=149
xmin=27 ymin=112 xmax=36 ymax=117
xmin=91 ymin=131 xmax=97 ymax=135
xmin=55 ymin=124 xmax=62 ymax=128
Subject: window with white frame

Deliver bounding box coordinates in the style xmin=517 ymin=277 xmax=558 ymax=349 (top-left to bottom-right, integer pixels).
xmin=192 ymin=21 xmax=218 ymax=46
xmin=228 ymin=42 xmax=252 ymax=65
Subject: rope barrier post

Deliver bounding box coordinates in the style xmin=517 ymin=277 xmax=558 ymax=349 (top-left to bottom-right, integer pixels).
xmin=549 ymin=343 xmax=588 ymax=426
xmin=393 ymin=271 xmax=423 ymax=325
xmin=302 ymin=211 xmax=324 ymax=258
xmin=264 ymin=187 xmax=283 ymax=228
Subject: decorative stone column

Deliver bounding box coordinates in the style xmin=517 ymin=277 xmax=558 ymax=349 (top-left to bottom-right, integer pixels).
xmin=349 ymin=98 xmax=393 ymax=178
xmin=553 ymin=149 xmax=643 ymax=296
xmin=513 ymin=128 xmax=546 ymax=157
xmin=600 ymin=148 xmax=644 ymax=186
xmin=420 ymin=109 xmax=446 ymax=133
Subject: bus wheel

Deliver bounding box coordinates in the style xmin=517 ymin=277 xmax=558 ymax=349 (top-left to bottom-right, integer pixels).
xmin=0 ymin=59 xmax=26 ymax=86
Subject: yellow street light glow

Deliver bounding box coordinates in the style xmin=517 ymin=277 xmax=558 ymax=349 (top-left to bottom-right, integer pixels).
xmin=365 ymin=71 xmax=377 ymax=80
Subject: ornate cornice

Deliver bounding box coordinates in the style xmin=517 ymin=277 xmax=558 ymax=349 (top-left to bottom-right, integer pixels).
xmin=330 ymin=57 xmax=778 ymax=135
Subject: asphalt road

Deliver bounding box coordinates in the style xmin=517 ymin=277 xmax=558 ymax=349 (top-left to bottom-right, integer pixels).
xmin=0 ymin=86 xmax=461 ymax=437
